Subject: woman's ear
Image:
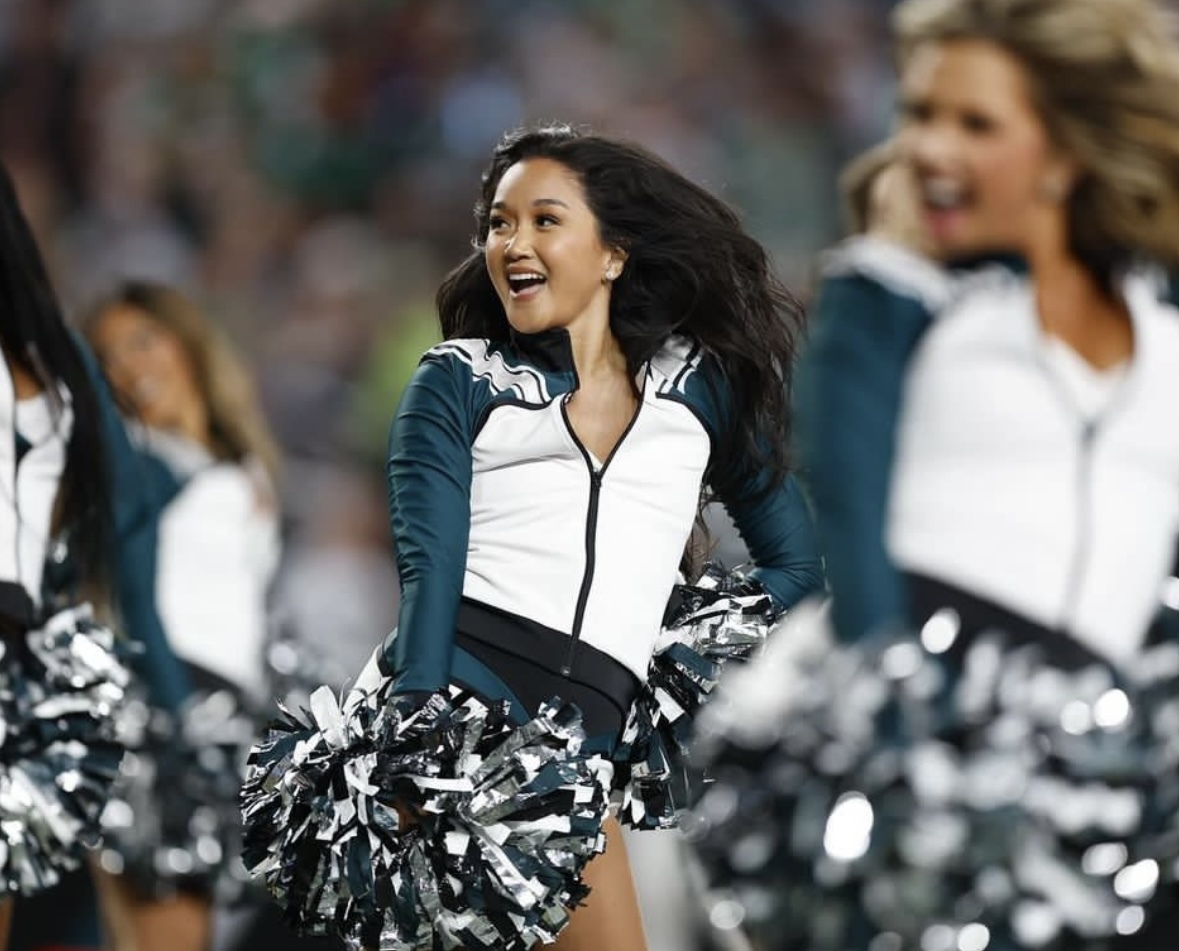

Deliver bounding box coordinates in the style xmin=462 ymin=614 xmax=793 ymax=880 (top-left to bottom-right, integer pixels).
xmin=603 ymin=248 xmax=628 ymax=283
xmin=1038 ymin=152 xmax=1081 ymax=204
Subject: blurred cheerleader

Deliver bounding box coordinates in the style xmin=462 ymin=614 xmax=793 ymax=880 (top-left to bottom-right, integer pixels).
xmin=793 ymin=0 xmax=1179 ymax=945
xmin=0 ymin=163 xmax=192 ymax=949
xmin=14 ymin=284 xmax=283 ymax=951
xmin=803 ymin=0 xmax=1179 ymax=698
xmin=84 ymin=283 xmax=282 ymax=951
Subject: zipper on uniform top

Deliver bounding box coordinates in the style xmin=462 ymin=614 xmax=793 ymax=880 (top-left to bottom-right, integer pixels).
xmin=1034 ymin=344 xmax=1137 ymax=631
xmin=1060 ymin=420 xmax=1096 ymax=629
xmin=559 ymin=389 xmax=646 ymax=676
xmin=564 ymin=466 xmax=602 ymax=675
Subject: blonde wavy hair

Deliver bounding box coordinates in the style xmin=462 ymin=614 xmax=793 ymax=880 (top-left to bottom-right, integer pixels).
xmin=893 ymin=0 xmax=1179 ymax=279
xmin=82 ymin=281 xmax=282 ymax=484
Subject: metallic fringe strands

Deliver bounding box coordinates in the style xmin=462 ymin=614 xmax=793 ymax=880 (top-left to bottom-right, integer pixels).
xmin=686 ymin=604 xmax=1179 ymax=951
xmin=100 ymin=687 xmax=258 ymax=902
xmin=240 ymin=677 xmax=612 ymax=950
xmin=0 ymin=603 xmax=131 ymax=895
xmin=613 ymin=564 xmax=783 ymax=830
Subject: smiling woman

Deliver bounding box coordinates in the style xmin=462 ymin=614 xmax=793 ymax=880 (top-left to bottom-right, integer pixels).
xmin=896 ymin=37 xmax=1077 ymax=262
xmin=483 ymin=158 xmax=625 ymax=338
xmin=789 ymin=0 xmax=1179 ymax=946
xmin=239 ymin=122 xmax=825 ymax=951
xmin=87 ymin=284 xmax=281 ymax=951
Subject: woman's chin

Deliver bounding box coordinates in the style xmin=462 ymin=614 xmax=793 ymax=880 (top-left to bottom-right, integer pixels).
xmin=505 ymin=314 xmax=555 ymax=337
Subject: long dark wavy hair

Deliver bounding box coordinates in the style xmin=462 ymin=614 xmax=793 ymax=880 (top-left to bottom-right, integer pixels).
xmin=436 ymin=123 xmax=806 ymax=494
xmin=0 ymin=163 xmax=112 ymax=594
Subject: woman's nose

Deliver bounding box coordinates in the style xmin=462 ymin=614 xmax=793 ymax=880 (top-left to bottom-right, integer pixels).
xmin=504 ymin=226 xmax=533 ymax=258
xmin=905 ymin=121 xmax=958 ymax=174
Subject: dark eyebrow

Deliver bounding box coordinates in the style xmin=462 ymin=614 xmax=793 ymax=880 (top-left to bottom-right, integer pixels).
xmin=490 ymin=198 xmax=571 ymax=210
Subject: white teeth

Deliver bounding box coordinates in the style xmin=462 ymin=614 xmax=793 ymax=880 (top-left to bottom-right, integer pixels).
xmin=508 ymin=271 xmax=545 ymax=284
xmin=923 ymin=179 xmax=966 ymax=209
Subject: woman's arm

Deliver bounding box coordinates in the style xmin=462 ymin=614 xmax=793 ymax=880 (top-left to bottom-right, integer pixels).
xmin=382 ymin=354 xmax=474 ymax=695
xmin=76 ymin=336 xmax=192 ymax=711
xmin=718 ymin=471 xmax=825 ymax=611
xmin=794 ymin=244 xmax=937 ymax=641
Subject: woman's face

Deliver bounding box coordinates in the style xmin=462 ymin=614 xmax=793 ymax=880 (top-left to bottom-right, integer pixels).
xmin=90 ymin=304 xmax=204 ymax=434
xmin=483 ymin=157 xmax=623 ymax=338
xmin=897 ymin=38 xmax=1073 ymax=259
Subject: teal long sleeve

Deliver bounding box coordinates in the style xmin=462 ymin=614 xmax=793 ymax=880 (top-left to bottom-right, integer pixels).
xmin=382 ymin=356 xmax=474 ymax=694
xmin=795 ymin=271 xmax=933 ymax=642
xmin=721 ymin=471 xmax=825 ymax=611
xmin=77 ymin=337 xmax=191 ymax=711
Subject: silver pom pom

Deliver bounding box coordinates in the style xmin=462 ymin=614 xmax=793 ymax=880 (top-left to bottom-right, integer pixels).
xmin=613 ymin=564 xmax=783 ymax=830
xmin=241 ymin=673 xmax=612 ymax=950
xmin=688 ymin=608 xmax=1179 ymax=950
xmin=100 ymin=685 xmax=259 ymax=902
xmin=0 ymin=604 xmax=131 ymax=896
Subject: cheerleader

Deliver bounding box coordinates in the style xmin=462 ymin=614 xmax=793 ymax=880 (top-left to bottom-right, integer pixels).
xmin=795 ymin=0 xmax=1179 ymax=945
xmin=83 ymin=282 xmax=281 ymax=951
xmin=13 ymin=281 xmax=282 ymax=951
xmin=0 ymin=164 xmax=192 ymax=950
xmin=243 ymin=122 xmax=824 ymax=951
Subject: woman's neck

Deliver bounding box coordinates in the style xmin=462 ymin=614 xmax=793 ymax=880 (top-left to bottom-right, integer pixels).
xmin=172 ymin=403 xmax=213 ymax=452
xmin=567 ymin=321 xmax=629 ymax=386
xmin=1029 ymin=236 xmax=1133 ymax=371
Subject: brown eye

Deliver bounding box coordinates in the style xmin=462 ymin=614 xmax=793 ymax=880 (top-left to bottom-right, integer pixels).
xmin=961 ymin=110 xmax=996 ymax=134
xmin=899 ymin=99 xmax=933 ymax=124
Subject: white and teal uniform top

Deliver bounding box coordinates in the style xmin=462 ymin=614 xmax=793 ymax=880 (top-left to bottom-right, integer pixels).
xmin=798 ymin=236 xmax=1179 ymax=663
xmin=382 ymin=327 xmax=824 ymax=696
xmin=132 ymin=428 xmax=280 ymax=697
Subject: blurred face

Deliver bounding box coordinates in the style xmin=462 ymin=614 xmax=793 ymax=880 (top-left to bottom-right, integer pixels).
xmin=90 ymin=304 xmax=204 ymax=435
xmin=484 ymin=157 xmax=623 ymax=337
xmin=897 ymin=38 xmax=1074 ymax=259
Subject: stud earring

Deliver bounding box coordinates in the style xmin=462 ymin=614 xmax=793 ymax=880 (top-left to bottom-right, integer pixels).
xmin=1039 ymin=175 xmax=1069 ymax=203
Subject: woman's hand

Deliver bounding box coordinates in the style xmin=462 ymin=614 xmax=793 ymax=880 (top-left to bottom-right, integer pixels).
xmin=865 ymin=160 xmax=937 ymax=259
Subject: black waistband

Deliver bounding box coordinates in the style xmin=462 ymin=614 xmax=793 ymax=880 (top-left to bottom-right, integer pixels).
xmin=454 ymin=598 xmax=640 ymax=738
xmin=184 ymin=662 xmax=241 ymax=698
xmin=905 ymin=572 xmax=1103 ymax=671
xmin=0 ymin=581 xmax=34 ymax=630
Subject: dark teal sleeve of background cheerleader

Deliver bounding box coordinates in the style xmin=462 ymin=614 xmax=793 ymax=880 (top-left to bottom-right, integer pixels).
xmin=76 ymin=335 xmax=192 ymax=712
xmin=383 ymin=355 xmax=474 ymax=695
xmin=795 ymin=273 xmax=932 ymax=643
